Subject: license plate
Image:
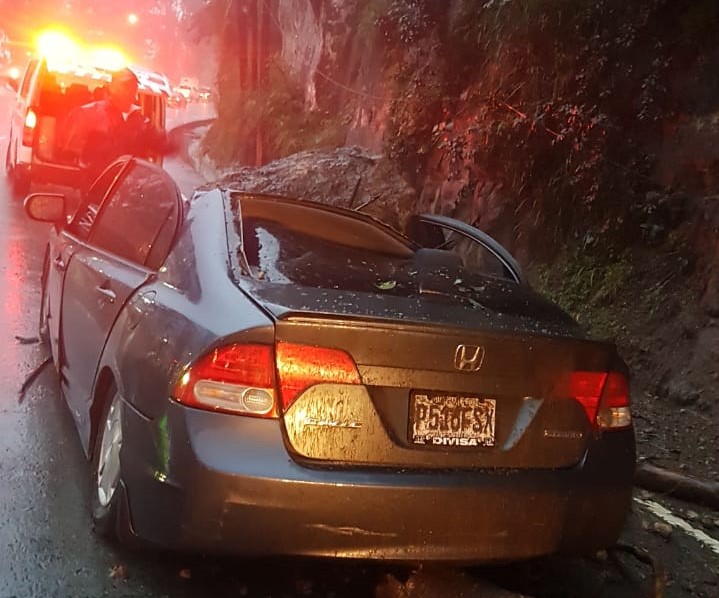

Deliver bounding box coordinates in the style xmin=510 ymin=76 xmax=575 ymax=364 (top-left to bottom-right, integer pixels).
xmin=410 ymin=392 xmax=496 ymax=447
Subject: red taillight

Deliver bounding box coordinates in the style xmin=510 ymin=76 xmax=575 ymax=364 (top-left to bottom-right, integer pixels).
xmin=275 ymin=342 xmax=361 ymax=411
xmin=596 ymin=371 xmax=632 ymax=429
xmin=567 ymin=371 xmax=607 ymax=423
xmin=172 ymin=344 xmax=278 ymax=418
xmin=22 ymin=108 xmax=37 ymax=147
xmin=557 ymin=371 xmax=631 ymax=429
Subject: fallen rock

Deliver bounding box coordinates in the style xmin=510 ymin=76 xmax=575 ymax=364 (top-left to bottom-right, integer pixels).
xmin=652 ymin=522 xmax=673 ymax=539
xmin=664 ymin=376 xmax=700 ymax=406
xmin=200 ymin=146 xmax=419 ymax=233
xmin=109 ymin=564 xmax=128 ymax=580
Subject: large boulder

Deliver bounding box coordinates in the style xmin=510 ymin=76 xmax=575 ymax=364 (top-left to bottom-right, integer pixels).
xmin=198 ymin=146 xmax=419 ymax=232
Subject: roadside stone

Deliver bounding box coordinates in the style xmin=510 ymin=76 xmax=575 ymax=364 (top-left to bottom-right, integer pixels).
xmin=651 ymin=521 xmax=673 ymax=539
xmin=109 ymin=564 xmax=128 ymax=580
xmin=661 ymin=375 xmax=700 ymax=406
xmin=685 ymin=510 xmax=700 ymax=521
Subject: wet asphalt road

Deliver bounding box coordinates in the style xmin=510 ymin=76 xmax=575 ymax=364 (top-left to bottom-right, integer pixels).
xmin=0 ymin=86 xmax=718 ymax=598
xmin=0 ymin=89 xmax=386 ymax=598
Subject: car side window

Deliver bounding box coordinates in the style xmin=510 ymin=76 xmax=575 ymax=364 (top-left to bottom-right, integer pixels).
xmin=88 ymin=162 xmax=179 ymax=268
xmin=408 ymin=219 xmax=516 ymax=282
xmin=69 ymin=162 xmax=126 ymax=238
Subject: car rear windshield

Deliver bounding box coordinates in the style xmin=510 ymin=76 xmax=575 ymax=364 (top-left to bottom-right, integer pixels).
xmin=235 ymin=200 xmax=508 ymax=303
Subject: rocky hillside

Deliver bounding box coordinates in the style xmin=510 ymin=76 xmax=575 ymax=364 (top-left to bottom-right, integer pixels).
xmin=195 ymin=0 xmax=719 ymax=481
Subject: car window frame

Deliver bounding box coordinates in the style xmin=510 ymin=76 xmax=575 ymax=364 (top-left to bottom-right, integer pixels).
xmin=86 ymin=159 xmax=182 ymax=269
xmin=409 ymin=214 xmax=527 ymax=285
xmin=67 ymin=159 xmax=131 ymax=239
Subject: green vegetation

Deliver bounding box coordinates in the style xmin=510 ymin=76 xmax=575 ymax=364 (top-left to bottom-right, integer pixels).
xmin=532 ymin=250 xmax=634 ymax=339
xmin=203 ymin=62 xmax=345 ymax=167
xmin=196 ymin=0 xmax=719 ymax=259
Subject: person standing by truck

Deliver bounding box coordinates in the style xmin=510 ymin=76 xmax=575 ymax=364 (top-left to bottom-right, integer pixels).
xmin=61 ymin=67 xmax=173 ymax=190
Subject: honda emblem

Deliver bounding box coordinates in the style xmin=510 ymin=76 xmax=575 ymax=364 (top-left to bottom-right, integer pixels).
xmin=454 ymin=344 xmax=485 ymax=372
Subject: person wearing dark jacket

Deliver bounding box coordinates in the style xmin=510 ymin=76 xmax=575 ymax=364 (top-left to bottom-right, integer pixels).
xmin=61 ymin=68 xmax=173 ymax=189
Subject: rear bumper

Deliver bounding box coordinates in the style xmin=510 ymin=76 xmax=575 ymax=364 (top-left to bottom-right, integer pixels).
xmin=120 ymin=400 xmax=635 ymax=562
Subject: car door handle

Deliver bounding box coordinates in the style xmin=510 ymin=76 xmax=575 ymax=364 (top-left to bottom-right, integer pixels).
xmin=95 ymin=286 xmax=116 ymax=304
xmin=53 ymin=256 xmax=66 ymax=272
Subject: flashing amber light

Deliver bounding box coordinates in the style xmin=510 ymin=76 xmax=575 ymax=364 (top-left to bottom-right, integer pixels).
xmin=86 ymin=47 xmax=128 ymax=71
xmin=35 ymin=30 xmax=80 ymax=67
xmin=34 ymin=30 xmax=130 ymax=73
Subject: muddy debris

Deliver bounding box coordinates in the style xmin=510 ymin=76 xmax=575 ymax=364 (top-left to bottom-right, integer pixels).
xmin=652 ymin=522 xmax=673 ymax=539
xmin=109 ymin=564 xmax=129 ymax=580
xmin=375 ymin=569 xmax=532 ymax=598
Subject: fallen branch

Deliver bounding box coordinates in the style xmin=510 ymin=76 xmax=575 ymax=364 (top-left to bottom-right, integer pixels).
xmin=18 ymin=357 xmax=52 ymax=404
xmin=635 ymin=463 xmax=719 ymax=510
xmin=354 ymin=194 xmax=381 ymax=212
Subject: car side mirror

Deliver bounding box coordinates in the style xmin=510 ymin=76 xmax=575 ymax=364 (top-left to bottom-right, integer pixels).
xmin=24 ymin=193 xmax=67 ymax=224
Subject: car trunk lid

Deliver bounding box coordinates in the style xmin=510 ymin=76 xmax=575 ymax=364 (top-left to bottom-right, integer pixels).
xmin=245 ymin=283 xmax=618 ymax=471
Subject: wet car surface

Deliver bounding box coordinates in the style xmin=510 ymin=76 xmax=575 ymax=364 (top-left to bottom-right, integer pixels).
xmin=22 ymin=154 xmax=636 ymax=563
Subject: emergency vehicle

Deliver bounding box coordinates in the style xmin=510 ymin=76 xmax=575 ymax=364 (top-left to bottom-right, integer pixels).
xmin=5 ymin=31 xmax=168 ymax=197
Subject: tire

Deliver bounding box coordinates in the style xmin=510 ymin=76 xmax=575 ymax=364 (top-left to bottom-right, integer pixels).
xmin=5 ymin=141 xmax=29 ymax=199
xmin=90 ymin=387 xmax=129 ymax=541
xmin=38 ymin=246 xmax=50 ymax=347
xmin=4 ymin=142 xmax=12 ymax=177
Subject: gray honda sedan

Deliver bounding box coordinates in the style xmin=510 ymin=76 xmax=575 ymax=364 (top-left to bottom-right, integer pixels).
xmin=25 ymin=156 xmax=635 ymax=562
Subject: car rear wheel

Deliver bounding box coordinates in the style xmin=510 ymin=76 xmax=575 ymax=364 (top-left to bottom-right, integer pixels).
xmin=38 ymin=246 xmax=50 ymax=347
xmin=5 ymin=142 xmax=29 ymax=199
xmin=91 ymin=387 xmax=130 ymax=541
